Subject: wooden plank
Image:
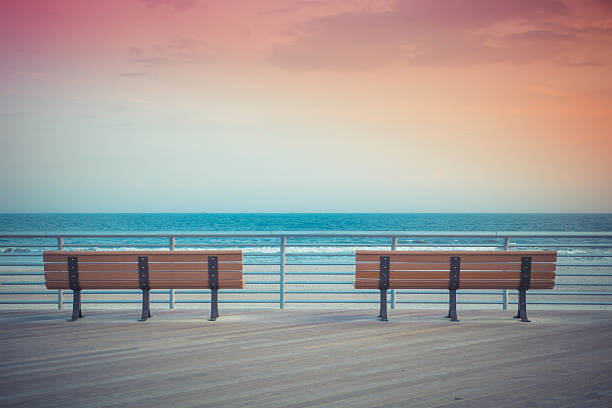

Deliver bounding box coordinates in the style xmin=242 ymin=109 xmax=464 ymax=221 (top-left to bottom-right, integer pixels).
xmin=42 ymin=253 xmax=243 ymax=263
xmin=45 ymin=279 xmax=244 ymax=290
xmin=43 ymin=250 xmax=242 ymax=256
xmin=43 ymin=251 xmax=242 ymax=263
xmin=460 ymin=262 xmax=555 ymax=272
xmin=357 ymin=250 xmax=557 ymax=256
xmin=149 ymin=271 xmax=243 ymax=281
xmin=150 ymin=280 xmax=244 ymax=289
xmin=146 ymin=253 xmax=242 ymax=263
xmin=46 ymin=271 xmax=242 ymax=281
xmin=46 ymin=271 xmax=234 ymax=282
xmin=357 ymin=262 xmax=454 ymax=271
xmin=459 ymin=280 xmax=554 ymax=289
xmin=355 ymin=279 xmax=555 ymax=289
xmin=356 ymin=262 xmax=555 ymax=273
xmin=45 ymin=271 xmax=137 ymax=281
xmin=356 ymin=251 xmax=556 ymax=263
xmin=149 ymin=262 xmax=242 ymax=272
xmin=354 ymin=280 xmax=448 ymax=289
xmin=44 ymin=262 xmax=242 ymax=272
xmin=45 ymin=281 xmax=140 ymax=289
xmin=45 ymin=281 xmax=71 ymax=289
xmin=356 ymin=270 xmax=555 ymax=280
xmin=44 ymin=262 xmax=137 ymax=272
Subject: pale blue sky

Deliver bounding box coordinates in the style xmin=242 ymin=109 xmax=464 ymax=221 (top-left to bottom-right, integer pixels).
xmin=2 ymin=0 xmax=612 ymax=213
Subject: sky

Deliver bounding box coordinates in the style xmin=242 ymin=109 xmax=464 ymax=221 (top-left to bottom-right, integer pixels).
xmin=1 ymin=0 xmax=611 ymax=213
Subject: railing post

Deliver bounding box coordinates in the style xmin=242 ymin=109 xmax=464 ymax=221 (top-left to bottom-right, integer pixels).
xmin=169 ymin=236 xmax=175 ymax=310
xmin=57 ymin=237 xmax=64 ymax=310
xmin=390 ymin=236 xmax=397 ymax=309
xmin=502 ymin=237 xmax=510 ymax=311
xmin=280 ymin=236 xmax=286 ymax=309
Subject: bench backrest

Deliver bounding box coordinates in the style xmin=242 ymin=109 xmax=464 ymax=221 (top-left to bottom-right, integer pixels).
xmin=43 ymin=251 xmax=243 ymax=290
xmin=355 ymin=250 xmax=556 ymax=289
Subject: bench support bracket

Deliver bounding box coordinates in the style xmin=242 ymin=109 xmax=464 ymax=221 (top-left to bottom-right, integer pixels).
xmin=68 ymin=256 xmax=83 ymax=321
xmin=209 ymin=256 xmax=219 ymax=321
xmin=447 ymin=256 xmax=461 ymax=322
xmin=379 ymin=256 xmax=390 ymax=321
xmin=139 ymin=256 xmax=151 ymax=322
xmin=514 ymin=256 xmax=532 ymax=322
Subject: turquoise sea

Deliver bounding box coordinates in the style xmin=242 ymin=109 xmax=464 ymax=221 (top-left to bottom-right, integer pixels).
xmin=1 ymin=213 xmax=612 ymax=234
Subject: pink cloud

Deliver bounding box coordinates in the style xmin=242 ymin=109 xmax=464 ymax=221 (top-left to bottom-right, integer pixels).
xmin=140 ymin=0 xmax=197 ymax=12
xmin=268 ymin=0 xmax=612 ymax=70
xmin=128 ymin=37 xmax=208 ymax=66
xmin=14 ymin=71 xmax=48 ymax=79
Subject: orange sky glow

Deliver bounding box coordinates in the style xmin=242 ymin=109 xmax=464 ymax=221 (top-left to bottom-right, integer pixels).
xmin=1 ymin=0 xmax=611 ymax=212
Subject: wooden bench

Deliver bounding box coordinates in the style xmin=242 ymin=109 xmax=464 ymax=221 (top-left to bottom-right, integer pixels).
xmin=43 ymin=250 xmax=244 ymax=322
xmin=355 ymin=250 xmax=556 ymax=322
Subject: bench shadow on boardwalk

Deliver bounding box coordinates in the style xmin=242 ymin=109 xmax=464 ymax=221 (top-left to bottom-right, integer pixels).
xmin=1 ymin=308 xmax=612 ymax=408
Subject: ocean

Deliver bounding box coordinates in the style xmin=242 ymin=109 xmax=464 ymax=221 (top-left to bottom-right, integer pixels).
xmin=2 ymin=212 xmax=612 ymax=234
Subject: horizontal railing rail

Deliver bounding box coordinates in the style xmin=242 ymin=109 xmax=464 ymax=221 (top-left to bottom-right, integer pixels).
xmin=1 ymin=231 xmax=611 ymax=310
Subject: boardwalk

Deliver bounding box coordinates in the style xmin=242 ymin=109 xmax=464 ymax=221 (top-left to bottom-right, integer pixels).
xmin=1 ymin=308 xmax=611 ymax=407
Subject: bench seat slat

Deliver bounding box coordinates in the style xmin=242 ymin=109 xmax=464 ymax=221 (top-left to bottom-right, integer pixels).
xmin=45 ymin=279 xmax=244 ymax=290
xmin=149 ymin=271 xmax=243 ymax=280
xmin=354 ymin=279 xmax=554 ymax=289
xmin=46 ymin=281 xmax=141 ymax=289
xmin=45 ymin=270 xmax=244 ymax=281
xmin=44 ymin=263 xmax=139 ymax=272
xmin=356 ymin=270 xmax=555 ymax=280
xmin=356 ymin=251 xmax=556 ymax=263
xmin=43 ymin=251 xmax=242 ymax=263
xmin=458 ymin=280 xmax=554 ymax=289
xmin=150 ymin=280 xmax=244 ymax=289
xmin=355 ymin=262 xmax=555 ymax=273
xmin=44 ymin=262 xmax=242 ymax=272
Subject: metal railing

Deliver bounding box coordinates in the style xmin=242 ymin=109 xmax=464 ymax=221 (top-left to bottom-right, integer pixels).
xmin=1 ymin=231 xmax=611 ymax=310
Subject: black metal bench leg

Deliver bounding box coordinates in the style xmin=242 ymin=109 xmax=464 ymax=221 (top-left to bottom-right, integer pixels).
xmin=449 ymin=289 xmax=459 ymax=322
xmin=210 ymin=289 xmax=219 ymax=321
xmin=516 ymin=289 xmax=530 ymax=322
xmin=379 ymin=289 xmax=388 ymax=321
xmin=514 ymin=299 xmax=521 ymax=319
xmin=214 ymin=290 xmax=219 ymax=320
xmin=70 ymin=289 xmax=82 ymax=321
xmin=140 ymin=289 xmax=150 ymax=321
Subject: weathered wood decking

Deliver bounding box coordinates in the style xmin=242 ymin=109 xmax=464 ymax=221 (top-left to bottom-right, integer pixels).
xmin=1 ymin=309 xmax=611 ymax=407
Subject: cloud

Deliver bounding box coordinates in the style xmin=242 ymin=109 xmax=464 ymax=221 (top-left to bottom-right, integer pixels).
xmin=118 ymin=72 xmax=149 ymax=77
xmin=141 ymin=0 xmax=197 ymax=12
xmin=1 ymin=88 xmax=19 ymax=96
xmin=127 ymin=38 xmax=207 ymax=66
xmin=14 ymin=71 xmax=48 ymax=79
xmin=268 ymin=0 xmax=612 ymax=70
